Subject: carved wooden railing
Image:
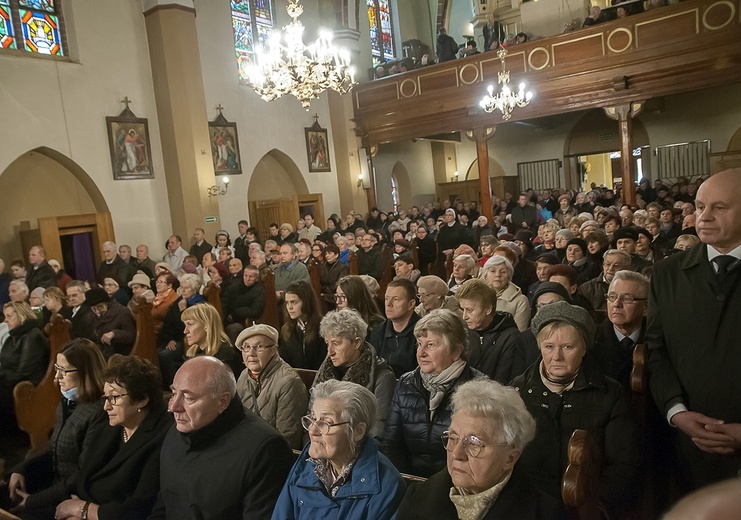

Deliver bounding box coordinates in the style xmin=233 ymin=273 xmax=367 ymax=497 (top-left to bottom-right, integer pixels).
xmin=562 ymin=429 xmax=603 ymax=520
xmin=129 ymin=297 xmax=158 ymax=367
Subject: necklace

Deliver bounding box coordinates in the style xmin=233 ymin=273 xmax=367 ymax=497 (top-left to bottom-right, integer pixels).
xmin=122 ymin=429 xmax=129 ymax=443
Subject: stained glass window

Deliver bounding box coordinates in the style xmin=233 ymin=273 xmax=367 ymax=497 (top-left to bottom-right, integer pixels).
xmin=231 ymin=0 xmax=273 ymax=82
xmin=1 ymin=0 xmax=64 ymax=55
xmin=367 ymin=0 xmax=394 ymax=66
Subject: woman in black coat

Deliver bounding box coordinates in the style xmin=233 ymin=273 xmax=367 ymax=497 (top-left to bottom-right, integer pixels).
xmin=413 ymin=225 xmax=436 ymax=276
xmin=398 ymin=379 xmax=564 ymax=519
xmin=382 ymin=310 xmax=485 ymax=477
xmin=0 ymin=302 xmax=49 ymax=427
xmin=10 ymin=339 xmax=107 ymax=514
xmin=279 ymin=281 xmax=326 ymax=370
xmin=22 ymin=356 xmax=173 ymax=520
xmin=511 ymin=302 xmax=639 ymax=518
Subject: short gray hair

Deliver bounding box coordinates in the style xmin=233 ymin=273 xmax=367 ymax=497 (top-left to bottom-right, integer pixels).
xmin=603 ymin=249 xmax=632 ymax=264
xmin=9 ymin=280 xmax=29 ymax=296
xmin=414 ymin=309 xmax=469 ymax=360
xmin=103 ymin=241 xmax=117 ymax=249
xmin=311 ymin=379 xmax=376 ymax=450
xmin=319 ymin=308 xmax=368 ymax=342
xmin=453 ymin=379 xmax=536 ymax=450
xmin=205 ymin=357 xmax=237 ymax=398
xmin=179 ymin=273 xmax=203 ymax=293
xmin=482 ymin=254 xmax=514 ymax=278
xmin=453 ymin=254 xmax=476 ymax=273
xmin=610 ymin=270 xmax=649 ymax=299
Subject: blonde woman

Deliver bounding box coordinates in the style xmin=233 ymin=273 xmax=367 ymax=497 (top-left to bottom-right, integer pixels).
xmin=180 ymin=303 xmax=243 ymax=378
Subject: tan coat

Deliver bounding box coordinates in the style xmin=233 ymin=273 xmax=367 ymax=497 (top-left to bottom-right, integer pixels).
xmin=497 ymin=282 xmax=530 ymax=331
xmin=236 ymin=354 xmax=309 ymax=449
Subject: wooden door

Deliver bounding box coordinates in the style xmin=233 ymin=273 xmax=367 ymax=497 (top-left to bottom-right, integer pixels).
xmin=249 ymin=193 xmax=326 ymax=243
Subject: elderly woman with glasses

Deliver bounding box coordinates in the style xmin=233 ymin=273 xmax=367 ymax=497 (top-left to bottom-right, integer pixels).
xmin=272 ymin=380 xmax=405 ymax=520
xmin=482 ymin=255 xmax=530 ymax=331
xmin=235 ymin=324 xmax=308 ymax=449
xmin=382 ymin=309 xmax=484 ymax=478
xmin=26 ymin=356 xmax=173 ymax=520
xmin=9 ymin=339 xmax=107 ymax=515
xmin=414 ymin=275 xmax=460 ymax=318
xmin=312 ymin=308 xmax=395 ymax=438
xmin=398 ymin=379 xmax=564 ymax=519
xmin=512 ymin=301 xmax=638 ymax=518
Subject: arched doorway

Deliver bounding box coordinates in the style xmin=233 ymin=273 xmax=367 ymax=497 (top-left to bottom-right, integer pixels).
xmin=247 ymin=149 xmax=325 ymax=242
xmin=564 ymin=109 xmax=650 ymax=190
xmin=391 ymin=161 xmax=413 ymax=210
xmin=464 ymin=156 xmax=505 ymax=180
xmin=0 ymin=147 xmax=110 ymax=266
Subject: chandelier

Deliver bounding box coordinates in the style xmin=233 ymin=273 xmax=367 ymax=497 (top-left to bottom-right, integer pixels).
xmin=479 ymin=49 xmax=534 ymax=120
xmin=245 ymin=0 xmax=357 ymax=110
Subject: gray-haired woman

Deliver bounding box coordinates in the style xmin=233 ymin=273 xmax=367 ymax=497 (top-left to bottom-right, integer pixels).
xmin=311 ymin=308 xmax=396 ymax=438
xmin=398 ymin=379 xmax=564 ymax=519
xmin=382 ymin=309 xmax=485 ymax=477
xmin=482 ymin=255 xmax=530 ymax=331
xmin=272 ymin=380 xmax=405 ymax=520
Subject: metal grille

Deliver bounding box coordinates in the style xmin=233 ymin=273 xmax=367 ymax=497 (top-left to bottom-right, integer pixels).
xmin=655 ymin=140 xmax=710 ymax=184
xmin=517 ymin=159 xmax=562 ymax=191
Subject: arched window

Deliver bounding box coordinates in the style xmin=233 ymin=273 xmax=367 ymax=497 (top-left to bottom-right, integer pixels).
xmin=232 ymin=0 xmax=274 ymax=82
xmin=367 ymin=0 xmax=394 ymax=66
xmin=0 ymin=0 xmax=65 ymax=56
xmin=390 ymin=173 xmax=399 ymax=212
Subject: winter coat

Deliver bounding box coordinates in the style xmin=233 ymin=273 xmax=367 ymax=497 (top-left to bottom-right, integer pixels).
xmin=272 ymin=436 xmax=405 ymax=520
xmin=93 ymin=301 xmax=136 ymax=356
xmin=0 ymin=320 xmax=49 ymax=389
xmin=496 ymin=283 xmax=530 ymax=331
xmin=381 ymin=364 xmax=484 ymax=477
xmin=236 ymin=354 xmax=309 ymax=449
xmin=466 ymin=311 xmax=520 ymax=383
xmin=279 ymin=325 xmax=327 ymax=371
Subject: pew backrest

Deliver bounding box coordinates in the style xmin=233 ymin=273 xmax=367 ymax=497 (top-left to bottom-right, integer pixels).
xmin=257 ymin=269 xmax=280 ymax=330
xmin=203 ymin=282 xmax=223 ymax=320
xmin=129 ymin=297 xmax=158 ymax=367
xmin=561 ymin=429 xmax=603 ymax=520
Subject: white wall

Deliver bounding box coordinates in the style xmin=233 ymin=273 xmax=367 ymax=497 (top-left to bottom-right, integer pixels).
xmin=193 ymin=0 xmax=343 ymax=230
xmin=373 ymin=140 xmax=436 ymax=211
xmin=0 ymin=0 xmax=172 ymax=255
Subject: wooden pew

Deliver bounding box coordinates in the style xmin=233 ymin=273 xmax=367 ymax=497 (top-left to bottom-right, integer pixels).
xmin=561 ymin=429 xmax=603 ymax=520
xmin=444 ymin=252 xmax=454 ymax=279
xmin=0 ymin=508 xmax=22 ymax=520
xmin=203 ymin=281 xmax=223 ymax=320
xmin=409 ymin=239 xmax=420 ymax=270
xmin=12 ymin=314 xmax=70 ymax=453
xmin=630 ymin=343 xmax=647 ymax=395
xmin=306 ymin=259 xmax=327 ymax=313
xmin=294 ymin=368 xmax=317 ymax=394
xmin=378 ymin=245 xmax=393 ymax=298
xmin=129 ymin=297 xmax=158 ymax=367
xmin=348 ymin=250 xmax=358 ymax=275
xmin=257 ymin=269 xmax=280 ymax=330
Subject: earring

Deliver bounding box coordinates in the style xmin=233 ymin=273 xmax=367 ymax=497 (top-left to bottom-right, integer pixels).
xmin=137 ymin=408 xmax=141 ymax=413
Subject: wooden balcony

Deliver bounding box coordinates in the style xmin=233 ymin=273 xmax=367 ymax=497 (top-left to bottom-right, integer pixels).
xmin=352 ymin=0 xmax=741 ymax=146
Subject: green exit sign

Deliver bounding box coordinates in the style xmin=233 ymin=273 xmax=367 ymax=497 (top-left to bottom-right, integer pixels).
xmin=205 ymin=216 xmax=218 ymax=223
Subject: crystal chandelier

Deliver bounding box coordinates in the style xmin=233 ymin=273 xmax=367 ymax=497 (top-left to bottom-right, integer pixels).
xmin=245 ymin=0 xmax=357 ymax=110
xmin=479 ymin=49 xmax=534 ymax=120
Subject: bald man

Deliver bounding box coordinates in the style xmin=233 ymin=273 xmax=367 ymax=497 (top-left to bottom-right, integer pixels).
xmin=663 ymin=479 xmax=741 ymax=520
xmin=646 ymin=169 xmax=741 ymax=490
xmin=25 ymin=245 xmax=55 ymax=292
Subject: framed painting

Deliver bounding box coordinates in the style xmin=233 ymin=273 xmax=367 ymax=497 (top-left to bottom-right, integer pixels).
xmin=209 ymin=113 xmax=243 ymax=175
xmin=106 ymin=107 xmax=154 ymax=180
xmin=305 ymin=119 xmax=331 ymax=172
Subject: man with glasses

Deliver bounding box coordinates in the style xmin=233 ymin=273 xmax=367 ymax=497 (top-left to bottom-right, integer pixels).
xmin=577 ymin=249 xmax=632 ymax=314
xmin=591 ymin=271 xmax=649 ymax=386
xmin=151 ymin=356 xmax=294 ymax=518
xmin=84 ymin=287 xmax=135 ymax=357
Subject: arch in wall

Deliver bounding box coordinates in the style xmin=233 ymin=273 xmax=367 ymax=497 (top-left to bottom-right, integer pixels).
xmin=463 ymin=156 xmax=505 ymax=180
xmin=728 ymin=125 xmax=741 ymax=151
xmin=391 ymin=161 xmax=413 ymax=209
xmin=564 ymin=108 xmax=649 ymax=157
xmin=0 ymin=147 xmax=109 ymax=260
xmin=247 ymin=148 xmax=309 ymax=202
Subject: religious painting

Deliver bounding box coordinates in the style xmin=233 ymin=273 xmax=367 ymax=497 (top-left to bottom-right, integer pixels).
xmin=209 ymin=112 xmax=243 ymax=175
xmin=305 ymin=118 xmax=331 ymax=172
xmin=106 ymin=107 xmax=154 ymax=180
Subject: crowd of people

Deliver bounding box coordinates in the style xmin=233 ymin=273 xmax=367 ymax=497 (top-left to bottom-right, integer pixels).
xmin=0 ymin=168 xmax=739 ymax=519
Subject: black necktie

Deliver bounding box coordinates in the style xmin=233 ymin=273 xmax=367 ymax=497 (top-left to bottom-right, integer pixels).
xmin=713 ymin=255 xmax=737 ymax=286
xmin=620 ymin=337 xmax=634 ymax=354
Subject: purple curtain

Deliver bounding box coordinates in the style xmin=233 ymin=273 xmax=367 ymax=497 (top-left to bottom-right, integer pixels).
xmin=73 ymin=233 xmax=96 ymax=283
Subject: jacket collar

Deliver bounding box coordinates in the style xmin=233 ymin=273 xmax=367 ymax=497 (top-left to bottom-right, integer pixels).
xmin=383 ymin=312 xmax=420 ymax=339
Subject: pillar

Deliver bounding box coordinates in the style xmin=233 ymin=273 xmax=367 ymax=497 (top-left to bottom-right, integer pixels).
xmin=604 ymin=101 xmax=645 ymax=207
xmin=467 ymin=126 xmax=497 ymax=221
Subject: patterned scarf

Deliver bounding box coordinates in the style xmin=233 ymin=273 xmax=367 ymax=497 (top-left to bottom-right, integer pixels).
xmin=311 ymin=456 xmax=358 ymax=497
xmin=449 ymin=471 xmax=512 ymax=520
xmin=315 ymin=343 xmax=373 ymax=389
xmin=420 ymin=360 xmax=466 ymax=414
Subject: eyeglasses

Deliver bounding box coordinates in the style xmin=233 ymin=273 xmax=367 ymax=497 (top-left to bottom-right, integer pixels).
xmin=301 ymin=415 xmax=350 ymax=435
xmin=334 ymin=295 xmax=347 ymax=302
xmin=54 ymin=364 xmax=77 ymax=375
xmin=101 ymin=393 xmax=129 ymax=405
xmin=236 ymin=343 xmax=275 ymax=353
xmin=606 ymin=293 xmax=647 ymax=304
xmin=442 ymin=431 xmax=503 ymax=458
xmin=416 ymin=292 xmax=431 ymax=300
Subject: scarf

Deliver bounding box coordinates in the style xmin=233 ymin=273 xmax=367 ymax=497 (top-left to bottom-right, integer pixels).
xmin=152 ymin=288 xmax=172 ymax=307
xmin=311 ymin=455 xmax=358 ymax=497
xmin=540 ymin=360 xmax=578 ymax=394
xmin=420 ymin=359 xmax=466 ymax=414
xmin=449 ymin=471 xmax=512 ymax=520
xmin=315 ymin=343 xmax=373 ymax=390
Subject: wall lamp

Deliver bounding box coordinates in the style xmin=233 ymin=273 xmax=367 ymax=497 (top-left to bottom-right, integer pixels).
xmin=357 ymin=173 xmax=364 ymax=187
xmin=207 ymin=176 xmax=230 ymax=197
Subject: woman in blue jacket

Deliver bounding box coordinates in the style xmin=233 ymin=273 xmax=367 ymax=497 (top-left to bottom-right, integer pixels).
xmin=272 ymin=380 xmax=405 ymax=520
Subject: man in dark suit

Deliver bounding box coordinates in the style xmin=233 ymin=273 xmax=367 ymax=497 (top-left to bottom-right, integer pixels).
xmin=592 ymin=271 xmax=648 ymax=387
xmin=188 ymin=228 xmax=212 ymax=262
xmin=647 ymin=169 xmax=741 ymax=490
xmin=25 ymin=245 xmax=55 ymax=292
xmin=66 ymin=280 xmax=97 ymax=343
xmin=97 ymin=241 xmax=130 ymax=286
